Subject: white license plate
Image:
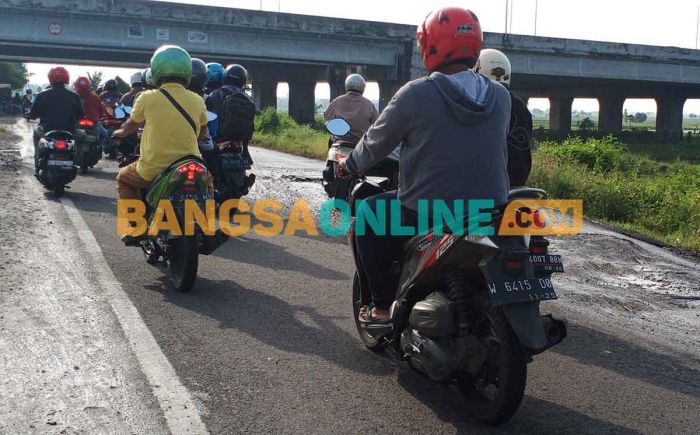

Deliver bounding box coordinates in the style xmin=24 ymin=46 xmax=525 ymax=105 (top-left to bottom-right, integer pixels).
xmin=47 ymin=160 xmax=74 ymax=167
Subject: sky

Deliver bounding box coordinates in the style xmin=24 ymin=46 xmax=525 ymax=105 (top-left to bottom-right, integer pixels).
xmin=26 ymin=0 xmax=700 ymax=113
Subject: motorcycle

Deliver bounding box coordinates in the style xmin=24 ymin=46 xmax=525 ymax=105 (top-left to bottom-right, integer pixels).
xmin=213 ymin=139 xmax=254 ymax=203
xmin=75 ymin=117 xmax=102 ymax=174
xmin=322 ymin=118 xmax=399 ymax=201
xmin=124 ymin=154 xmax=228 ymax=291
xmin=35 ymin=130 xmax=78 ymax=197
xmin=327 ymin=119 xmax=568 ymax=425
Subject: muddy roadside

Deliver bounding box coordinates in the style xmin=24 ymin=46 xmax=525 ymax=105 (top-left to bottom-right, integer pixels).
xmin=0 ymin=117 xmax=167 ymax=433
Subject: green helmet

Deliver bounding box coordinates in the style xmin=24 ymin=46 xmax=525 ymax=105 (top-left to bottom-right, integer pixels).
xmin=150 ymin=45 xmax=192 ymax=86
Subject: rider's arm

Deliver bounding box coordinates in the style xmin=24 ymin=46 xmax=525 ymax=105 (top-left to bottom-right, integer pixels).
xmin=113 ymin=118 xmax=139 ymax=138
xmin=344 ymin=85 xmax=411 ymax=174
xmin=114 ymin=94 xmax=145 ymax=138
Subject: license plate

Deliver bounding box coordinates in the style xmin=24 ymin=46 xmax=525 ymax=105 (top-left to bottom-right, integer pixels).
xmin=487 ymin=277 xmax=558 ymax=306
xmin=221 ymin=156 xmax=249 ymax=171
xmin=86 ymin=135 xmax=98 ymax=142
xmin=47 ymin=160 xmax=74 ymax=167
xmin=168 ymin=192 xmax=213 ymax=203
xmin=529 ymin=254 xmax=564 ymax=273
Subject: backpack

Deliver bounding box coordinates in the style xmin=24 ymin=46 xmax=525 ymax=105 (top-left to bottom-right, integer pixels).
xmin=218 ymin=88 xmax=255 ymax=142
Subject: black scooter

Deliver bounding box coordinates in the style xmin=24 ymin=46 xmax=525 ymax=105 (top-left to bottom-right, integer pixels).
xmin=35 ymin=130 xmax=78 ymax=197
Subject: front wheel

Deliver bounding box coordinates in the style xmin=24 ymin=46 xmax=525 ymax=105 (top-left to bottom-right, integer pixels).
xmin=352 ymin=272 xmax=386 ymax=352
xmin=457 ymin=305 xmax=527 ymax=426
xmin=168 ymin=236 xmax=198 ymax=292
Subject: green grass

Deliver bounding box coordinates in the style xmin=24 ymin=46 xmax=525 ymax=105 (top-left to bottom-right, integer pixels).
xmin=532 ymin=115 xmax=700 ymax=132
xmin=252 ymin=108 xmax=327 ymax=159
xmin=530 ymin=136 xmax=700 ymax=253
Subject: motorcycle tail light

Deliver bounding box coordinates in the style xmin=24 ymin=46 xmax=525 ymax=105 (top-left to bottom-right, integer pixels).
xmin=530 ymin=237 xmax=549 ymax=255
xmin=174 ymin=161 xmax=206 ymax=185
xmin=54 ymin=140 xmax=67 ymax=150
xmin=79 ymin=118 xmax=95 ymax=127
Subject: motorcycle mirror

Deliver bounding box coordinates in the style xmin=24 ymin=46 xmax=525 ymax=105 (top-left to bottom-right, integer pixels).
xmin=326 ymin=118 xmax=351 ymax=137
xmin=114 ymin=106 xmax=126 ymax=119
xmin=207 ymin=111 xmax=218 ymax=122
xmin=122 ymin=105 xmax=133 ymax=115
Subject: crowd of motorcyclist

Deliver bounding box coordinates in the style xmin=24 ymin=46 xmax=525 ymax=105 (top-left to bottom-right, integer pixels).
xmin=24 ymin=6 xmax=533 ymax=323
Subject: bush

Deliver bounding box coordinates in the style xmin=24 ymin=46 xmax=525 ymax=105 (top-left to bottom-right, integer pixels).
xmin=253 ymin=107 xmax=328 ymax=159
xmin=538 ymin=136 xmax=625 ymax=172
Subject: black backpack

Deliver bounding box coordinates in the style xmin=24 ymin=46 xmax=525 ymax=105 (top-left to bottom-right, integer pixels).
xmin=218 ymin=88 xmax=255 ymax=142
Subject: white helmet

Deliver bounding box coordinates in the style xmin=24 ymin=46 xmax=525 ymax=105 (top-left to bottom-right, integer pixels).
xmin=130 ymin=72 xmax=143 ymax=87
xmin=474 ymin=49 xmax=512 ymax=87
xmin=344 ymin=74 xmax=366 ymax=93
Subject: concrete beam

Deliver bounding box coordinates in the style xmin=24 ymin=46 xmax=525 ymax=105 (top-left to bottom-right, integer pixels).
xmin=598 ymin=96 xmax=625 ymax=133
xmin=288 ymin=81 xmax=316 ymax=124
xmin=253 ymin=81 xmax=277 ymax=111
xmin=549 ymin=97 xmax=573 ymax=133
xmin=656 ymin=97 xmax=685 ymax=141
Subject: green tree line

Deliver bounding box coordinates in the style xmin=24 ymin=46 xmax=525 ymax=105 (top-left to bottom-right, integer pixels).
xmin=0 ymin=62 xmax=30 ymax=89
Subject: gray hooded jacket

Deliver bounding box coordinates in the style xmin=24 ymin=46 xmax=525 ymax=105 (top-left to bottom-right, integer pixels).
xmin=345 ymin=70 xmax=511 ymax=212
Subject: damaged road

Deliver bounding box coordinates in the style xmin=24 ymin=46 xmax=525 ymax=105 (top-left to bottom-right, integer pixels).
xmin=1 ymin=116 xmax=699 ymax=434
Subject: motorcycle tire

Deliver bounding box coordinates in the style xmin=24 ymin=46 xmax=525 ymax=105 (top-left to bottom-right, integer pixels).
xmin=457 ymin=304 xmax=527 ymax=426
xmin=53 ymin=185 xmax=65 ymax=197
xmin=168 ymin=236 xmax=198 ymax=292
xmin=352 ymin=272 xmax=386 ymax=352
xmin=80 ymin=163 xmax=88 ymax=174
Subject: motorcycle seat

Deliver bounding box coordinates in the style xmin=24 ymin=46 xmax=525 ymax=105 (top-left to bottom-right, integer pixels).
xmin=508 ymin=187 xmax=547 ymax=200
xmin=44 ymin=130 xmax=74 ymax=140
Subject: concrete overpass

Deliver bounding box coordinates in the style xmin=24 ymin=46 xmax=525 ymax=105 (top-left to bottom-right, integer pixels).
xmin=1 ymin=0 xmax=699 ymax=139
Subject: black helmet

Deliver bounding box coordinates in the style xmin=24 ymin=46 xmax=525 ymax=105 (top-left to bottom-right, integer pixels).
xmin=189 ymin=58 xmax=208 ymax=92
xmin=104 ymin=79 xmax=118 ymax=92
xmin=224 ymin=64 xmax=248 ymax=88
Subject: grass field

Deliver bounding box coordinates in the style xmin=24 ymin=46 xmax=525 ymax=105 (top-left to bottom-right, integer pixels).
xmin=533 ymin=114 xmax=700 ymax=132
xmin=252 ymin=108 xmax=328 ymax=159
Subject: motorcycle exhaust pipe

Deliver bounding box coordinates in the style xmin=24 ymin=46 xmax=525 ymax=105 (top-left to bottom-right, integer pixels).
xmin=542 ymin=313 xmax=568 ymax=348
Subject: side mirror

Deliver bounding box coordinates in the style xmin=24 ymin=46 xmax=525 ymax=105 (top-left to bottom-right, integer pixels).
xmin=114 ymin=106 xmax=126 ymax=119
xmin=207 ymin=111 xmax=218 ymax=122
xmin=325 ymin=118 xmax=351 ymax=137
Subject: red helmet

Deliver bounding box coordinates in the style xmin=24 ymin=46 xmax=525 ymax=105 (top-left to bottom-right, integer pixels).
xmin=74 ymin=76 xmax=92 ymax=96
xmin=417 ymin=7 xmax=483 ymax=73
xmin=48 ymin=66 xmax=70 ymax=85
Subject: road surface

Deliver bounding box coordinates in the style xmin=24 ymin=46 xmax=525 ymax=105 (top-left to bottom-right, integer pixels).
xmin=1 ymin=117 xmax=699 ymax=434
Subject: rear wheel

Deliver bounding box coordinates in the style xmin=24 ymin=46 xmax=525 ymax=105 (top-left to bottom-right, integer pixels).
xmin=168 ymin=236 xmax=198 ymax=292
xmin=457 ymin=305 xmax=527 ymax=426
xmin=53 ymin=185 xmax=65 ymax=197
xmin=352 ymin=272 xmax=386 ymax=351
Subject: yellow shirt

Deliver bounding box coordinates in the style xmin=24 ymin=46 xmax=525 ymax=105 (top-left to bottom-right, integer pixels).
xmin=130 ymin=82 xmax=208 ymax=181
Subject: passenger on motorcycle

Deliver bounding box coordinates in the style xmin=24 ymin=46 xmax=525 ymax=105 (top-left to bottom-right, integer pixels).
xmin=113 ymin=45 xmax=213 ymax=241
xmin=338 ymin=7 xmax=511 ymax=325
xmin=100 ymin=79 xmax=123 ymax=105
xmin=119 ymin=72 xmax=144 ymax=107
xmin=206 ymin=64 xmax=256 ymax=168
xmin=323 ymin=74 xmax=378 ymax=145
xmin=475 ymin=49 xmax=533 ymax=187
xmin=28 ymin=67 xmax=85 ymax=174
xmin=74 ymin=76 xmax=109 ymax=150
xmin=186 ymin=58 xmax=218 ymax=170
xmin=142 ymin=68 xmax=156 ymax=91
xmin=204 ymin=62 xmax=225 ymax=96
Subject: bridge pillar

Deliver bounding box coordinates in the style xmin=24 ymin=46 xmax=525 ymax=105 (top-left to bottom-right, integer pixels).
xmin=329 ymin=80 xmax=345 ymax=102
xmin=379 ymin=81 xmax=402 ymax=112
xmin=598 ymin=96 xmax=625 ymax=133
xmin=549 ymin=97 xmax=573 ymax=133
xmin=656 ymin=96 xmax=685 ymax=141
xmin=253 ymin=81 xmax=277 ymax=111
xmin=288 ymin=81 xmax=316 ymax=124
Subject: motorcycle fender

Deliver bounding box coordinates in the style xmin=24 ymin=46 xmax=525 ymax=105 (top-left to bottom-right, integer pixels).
xmin=500 ymin=303 xmax=547 ymax=351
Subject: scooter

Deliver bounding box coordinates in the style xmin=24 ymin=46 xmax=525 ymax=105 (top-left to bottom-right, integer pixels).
xmin=75 ymin=117 xmax=102 ymax=174
xmin=35 ymin=130 xmax=78 ymax=197
xmin=327 ymin=119 xmax=568 ymax=426
xmin=321 ymin=118 xmax=399 ymax=201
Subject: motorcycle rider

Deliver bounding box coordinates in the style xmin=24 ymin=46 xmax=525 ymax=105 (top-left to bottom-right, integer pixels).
xmin=28 ymin=67 xmax=84 ymax=174
xmin=22 ymin=89 xmax=33 ymax=113
xmin=338 ymin=7 xmax=511 ymax=325
xmin=142 ymin=68 xmax=156 ymax=91
xmin=113 ymin=45 xmax=212 ymax=241
xmin=323 ymin=74 xmax=378 ymax=145
xmin=119 ymin=72 xmax=144 ymax=107
xmin=204 ymin=62 xmax=225 ymax=96
xmin=74 ymin=76 xmax=109 ymax=151
xmin=187 ymin=58 xmax=208 ymax=96
xmin=206 ymin=64 xmax=256 ymax=167
xmin=475 ymin=49 xmax=533 ymax=187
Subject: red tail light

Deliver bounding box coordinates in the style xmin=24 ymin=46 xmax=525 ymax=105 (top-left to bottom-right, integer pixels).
xmin=529 ymin=237 xmax=549 ymax=255
xmin=54 ymin=140 xmax=67 ymax=150
xmin=79 ymin=118 xmax=95 ymax=127
xmin=176 ymin=162 xmax=206 ymax=185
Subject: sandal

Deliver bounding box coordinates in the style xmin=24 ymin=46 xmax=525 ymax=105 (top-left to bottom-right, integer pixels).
xmin=358 ymin=305 xmax=392 ymax=329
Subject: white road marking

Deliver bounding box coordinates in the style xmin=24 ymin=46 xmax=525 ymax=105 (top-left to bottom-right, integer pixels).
xmin=60 ymin=197 xmax=208 ymax=435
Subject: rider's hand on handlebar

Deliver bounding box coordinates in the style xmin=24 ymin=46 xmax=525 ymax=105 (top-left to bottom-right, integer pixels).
xmin=112 ymin=128 xmax=125 ymax=139
xmin=337 ymin=158 xmax=353 ymax=179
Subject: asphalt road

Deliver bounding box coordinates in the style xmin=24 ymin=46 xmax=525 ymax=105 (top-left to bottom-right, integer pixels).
xmin=4 ymin=118 xmax=700 ymax=434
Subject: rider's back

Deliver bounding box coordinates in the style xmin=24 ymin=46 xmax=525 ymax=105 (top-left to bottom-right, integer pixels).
xmin=348 ymin=70 xmax=511 ymax=212
xmin=324 ymin=91 xmax=378 ymax=144
xmin=30 ymin=86 xmax=82 ymax=132
xmin=130 ymin=83 xmax=207 ymax=181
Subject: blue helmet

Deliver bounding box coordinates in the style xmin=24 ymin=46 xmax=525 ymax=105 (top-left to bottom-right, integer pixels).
xmin=206 ymin=62 xmax=225 ymax=86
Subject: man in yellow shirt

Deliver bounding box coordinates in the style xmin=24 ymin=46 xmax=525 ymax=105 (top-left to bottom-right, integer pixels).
xmin=114 ymin=45 xmax=212 ymax=199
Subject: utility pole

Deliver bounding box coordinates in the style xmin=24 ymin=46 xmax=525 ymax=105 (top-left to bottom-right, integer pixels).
xmin=505 ymin=0 xmax=510 ymax=35
xmin=534 ymin=0 xmax=539 ymax=36
xmin=696 ymin=5 xmax=700 ymax=49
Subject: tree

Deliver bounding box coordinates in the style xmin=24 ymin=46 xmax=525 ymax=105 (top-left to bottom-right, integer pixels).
xmin=0 ymin=62 xmax=29 ymax=89
xmin=115 ymin=76 xmax=130 ymax=94
xmin=87 ymin=71 xmax=103 ymax=91
xmin=633 ymin=112 xmax=648 ymax=123
xmin=578 ymin=117 xmax=596 ymax=131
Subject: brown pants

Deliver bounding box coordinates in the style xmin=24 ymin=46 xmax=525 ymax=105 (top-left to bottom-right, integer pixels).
xmin=116 ymin=162 xmax=213 ymax=199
